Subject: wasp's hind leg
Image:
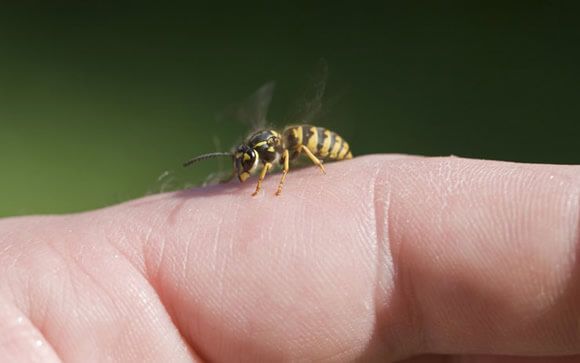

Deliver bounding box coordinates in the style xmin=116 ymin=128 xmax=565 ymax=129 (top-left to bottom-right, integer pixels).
xmin=252 ymin=162 xmax=272 ymax=196
xmin=300 ymin=145 xmax=326 ymax=174
xmin=275 ymin=150 xmax=290 ymax=196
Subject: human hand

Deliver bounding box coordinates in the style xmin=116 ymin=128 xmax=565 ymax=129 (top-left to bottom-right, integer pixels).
xmin=0 ymin=155 xmax=579 ymax=362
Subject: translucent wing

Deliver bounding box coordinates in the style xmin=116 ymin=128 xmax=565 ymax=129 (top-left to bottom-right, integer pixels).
xmin=216 ymin=81 xmax=275 ymax=130
xmin=288 ymin=59 xmax=329 ymax=124
xmin=201 ymin=169 xmax=235 ymax=186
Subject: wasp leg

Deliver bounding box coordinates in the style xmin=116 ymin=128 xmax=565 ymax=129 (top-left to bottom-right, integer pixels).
xmin=252 ymin=162 xmax=272 ymax=196
xmin=275 ymin=149 xmax=290 ymax=196
xmin=300 ymin=145 xmax=326 ymax=174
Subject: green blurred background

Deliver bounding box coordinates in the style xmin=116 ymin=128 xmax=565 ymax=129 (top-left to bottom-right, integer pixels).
xmin=0 ymin=2 xmax=578 ymax=217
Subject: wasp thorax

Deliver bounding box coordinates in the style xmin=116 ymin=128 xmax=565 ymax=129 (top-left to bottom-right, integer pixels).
xmin=234 ymin=145 xmax=259 ymax=182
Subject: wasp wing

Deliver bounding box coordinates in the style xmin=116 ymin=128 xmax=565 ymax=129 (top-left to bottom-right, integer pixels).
xmin=287 ymin=59 xmax=329 ymax=124
xmin=216 ymin=81 xmax=275 ymax=131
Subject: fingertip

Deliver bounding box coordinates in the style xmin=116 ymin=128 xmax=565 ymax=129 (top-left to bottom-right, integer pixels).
xmin=377 ymin=157 xmax=580 ymax=355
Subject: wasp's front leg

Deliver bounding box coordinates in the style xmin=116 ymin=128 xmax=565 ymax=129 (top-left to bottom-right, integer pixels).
xmin=252 ymin=162 xmax=272 ymax=196
xmin=275 ymin=149 xmax=290 ymax=196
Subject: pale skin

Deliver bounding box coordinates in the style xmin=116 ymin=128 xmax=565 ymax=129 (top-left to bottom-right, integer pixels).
xmin=0 ymin=155 xmax=579 ymax=362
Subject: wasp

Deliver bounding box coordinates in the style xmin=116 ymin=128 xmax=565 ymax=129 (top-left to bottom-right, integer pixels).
xmin=183 ymin=125 xmax=353 ymax=196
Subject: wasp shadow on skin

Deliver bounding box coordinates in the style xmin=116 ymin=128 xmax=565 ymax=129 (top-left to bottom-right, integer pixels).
xmin=173 ymin=180 xmax=244 ymax=199
xmin=164 ymin=162 xmax=319 ymax=226
xmin=165 ymin=179 xmax=255 ymax=226
xmin=126 ymin=177 xmax=241 ymax=211
xmin=172 ymin=161 xmax=315 ymax=199
xmin=131 ymin=157 xmax=344 ymax=228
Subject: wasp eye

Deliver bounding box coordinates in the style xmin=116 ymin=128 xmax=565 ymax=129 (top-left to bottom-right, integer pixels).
xmin=241 ymin=149 xmax=256 ymax=170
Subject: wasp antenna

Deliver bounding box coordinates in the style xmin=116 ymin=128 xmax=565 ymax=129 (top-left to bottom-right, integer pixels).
xmin=183 ymin=152 xmax=233 ymax=167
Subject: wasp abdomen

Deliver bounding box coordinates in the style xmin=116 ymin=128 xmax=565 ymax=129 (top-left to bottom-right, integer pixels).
xmin=283 ymin=125 xmax=352 ymax=161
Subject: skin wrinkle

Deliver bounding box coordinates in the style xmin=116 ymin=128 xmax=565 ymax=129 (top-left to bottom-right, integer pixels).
xmin=557 ymin=184 xmax=580 ymax=349
xmin=359 ymin=157 xmax=422 ymax=361
xmin=370 ymin=161 xmax=392 ymax=356
xmin=210 ymin=202 xmax=235 ymax=360
xmin=380 ymin=159 xmax=428 ymax=360
xmin=138 ymin=219 xmax=190 ymax=359
xmin=56 ymin=237 xmax=137 ymax=360
xmin=28 ymin=230 xmax=83 ymax=360
xmin=0 ymin=241 xmax=16 ymax=262
xmin=0 ymin=298 xmax=62 ymax=363
xmin=212 ymin=203 xmax=230 ymax=284
xmin=82 ymin=210 xmax=199 ymax=362
xmin=68 ymin=246 xmax=120 ymax=313
xmin=167 ymin=199 xmax=242 ymax=361
xmin=35 ymin=258 xmax=81 ymax=359
xmin=105 ymin=197 xmax=172 ymax=280
xmin=0 ymin=233 xmax=59 ymax=360
xmin=352 ymin=210 xmax=376 ymax=282
xmin=169 ymin=227 xmax=207 ymax=360
xmin=102 ymin=211 xmax=151 ymax=277
xmin=134 ymin=200 xmax=166 ymax=278
xmin=110 ymin=272 xmax=182 ymax=360
xmin=182 ymin=228 xmax=194 ymax=287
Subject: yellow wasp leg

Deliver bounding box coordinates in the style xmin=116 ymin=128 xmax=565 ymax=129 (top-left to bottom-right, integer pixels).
xmin=275 ymin=149 xmax=290 ymax=196
xmin=252 ymin=162 xmax=272 ymax=196
xmin=300 ymin=145 xmax=326 ymax=174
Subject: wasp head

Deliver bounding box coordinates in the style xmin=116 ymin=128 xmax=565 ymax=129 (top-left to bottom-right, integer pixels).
xmin=234 ymin=145 xmax=259 ymax=182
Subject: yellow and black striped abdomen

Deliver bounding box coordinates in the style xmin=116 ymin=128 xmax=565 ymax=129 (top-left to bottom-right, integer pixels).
xmin=283 ymin=125 xmax=353 ymax=161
